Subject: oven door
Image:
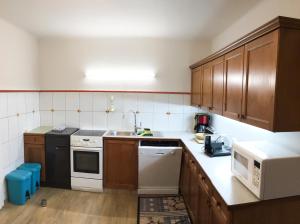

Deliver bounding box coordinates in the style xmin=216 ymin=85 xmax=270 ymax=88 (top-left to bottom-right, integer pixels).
xmin=71 ymin=147 xmax=102 ymax=179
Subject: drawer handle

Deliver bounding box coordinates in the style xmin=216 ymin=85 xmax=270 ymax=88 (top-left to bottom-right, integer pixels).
xmin=202 ymin=176 xmax=206 ymax=181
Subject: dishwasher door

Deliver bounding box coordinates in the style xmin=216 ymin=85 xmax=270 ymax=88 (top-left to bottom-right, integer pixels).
xmin=138 ymin=141 xmax=182 ymax=194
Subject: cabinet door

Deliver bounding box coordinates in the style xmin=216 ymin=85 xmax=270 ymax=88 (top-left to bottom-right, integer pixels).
xmin=211 ymin=56 xmax=224 ymax=115
xmin=209 ymin=195 xmax=230 ymax=224
xmin=104 ymin=140 xmax=138 ymax=190
xmin=197 ymin=172 xmax=211 ymax=224
xmin=24 ymin=144 xmax=46 ymax=182
xmin=191 ymin=66 xmax=202 ymax=106
xmin=242 ymin=31 xmax=278 ymax=130
xmin=202 ymin=62 xmax=213 ymax=108
xmin=223 ymin=46 xmax=244 ymax=120
xmin=180 ymin=150 xmax=190 ymax=205
xmin=188 ymin=159 xmax=199 ymax=223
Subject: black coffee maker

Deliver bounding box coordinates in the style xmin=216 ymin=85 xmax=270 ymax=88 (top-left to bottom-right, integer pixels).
xmin=194 ymin=113 xmax=211 ymax=133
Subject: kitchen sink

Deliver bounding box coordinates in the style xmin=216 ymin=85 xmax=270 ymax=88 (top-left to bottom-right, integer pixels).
xmin=106 ymin=130 xmax=162 ymax=137
xmin=106 ymin=130 xmax=137 ymax=137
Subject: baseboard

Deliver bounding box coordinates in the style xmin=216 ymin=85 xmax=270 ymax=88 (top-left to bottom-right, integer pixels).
xmin=138 ymin=187 xmax=179 ymax=195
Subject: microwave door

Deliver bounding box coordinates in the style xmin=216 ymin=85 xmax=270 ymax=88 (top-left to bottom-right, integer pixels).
xmin=232 ymin=149 xmax=253 ymax=191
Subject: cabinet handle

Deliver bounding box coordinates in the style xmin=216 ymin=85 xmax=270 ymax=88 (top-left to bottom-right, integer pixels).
xmin=241 ymin=114 xmax=246 ymax=119
xmin=237 ymin=114 xmax=240 ymax=119
xmin=166 ymin=112 xmax=171 ymax=115
xmin=209 ymin=107 xmax=214 ymax=110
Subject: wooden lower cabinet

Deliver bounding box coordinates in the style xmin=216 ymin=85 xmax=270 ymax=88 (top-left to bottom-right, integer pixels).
xmin=104 ymin=139 xmax=138 ymax=190
xmin=180 ymin=148 xmax=300 ymax=224
xmin=24 ymin=134 xmax=46 ymax=182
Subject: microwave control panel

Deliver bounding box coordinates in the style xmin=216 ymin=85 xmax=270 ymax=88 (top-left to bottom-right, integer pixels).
xmin=252 ymin=160 xmax=261 ymax=188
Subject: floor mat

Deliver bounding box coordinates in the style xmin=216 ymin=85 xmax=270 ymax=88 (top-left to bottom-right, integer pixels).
xmin=138 ymin=195 xmax=191 ymax=224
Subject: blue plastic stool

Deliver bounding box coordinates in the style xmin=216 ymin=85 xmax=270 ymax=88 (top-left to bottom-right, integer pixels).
xmin=17 ymin=163 xmax=41 ymax=195
xmin=6 ymin=170 xmax=32 ymax=205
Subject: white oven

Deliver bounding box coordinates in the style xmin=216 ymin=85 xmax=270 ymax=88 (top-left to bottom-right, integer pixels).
xmin=71 ymin=147 xmax=102 ymax=180
xmin=70 ymin=130 xmax=106 ymax=192
xmin=232 ymin=141 xmax=300 ymax=200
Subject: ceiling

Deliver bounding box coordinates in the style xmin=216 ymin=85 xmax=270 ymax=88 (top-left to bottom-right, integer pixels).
xmin=0 ymin=0 xmax=260 ymax=39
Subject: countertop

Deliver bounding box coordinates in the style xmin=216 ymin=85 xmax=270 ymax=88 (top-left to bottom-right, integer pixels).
xmin=104 ymin=131 xmax=259 ymax=206
xmin=25 ymin=126 xmax=53 ymax=134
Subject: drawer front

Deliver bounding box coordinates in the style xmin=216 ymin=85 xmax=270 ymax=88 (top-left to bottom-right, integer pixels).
xmin=24 ymin=135 xmax=45 ymax=145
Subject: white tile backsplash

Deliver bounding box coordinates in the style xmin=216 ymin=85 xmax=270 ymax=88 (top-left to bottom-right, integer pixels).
xmin=153 ymin=94 xmax=169 ymax=113
xmin=0 ymin=94 xmax=8 ymax=118
xmin=66 ymin=111 xmax=80 ymax=128
xmin=53 ymin=93 xmax=66 ymax=110
xmin=40 ymin=111 xmax=53 ymax=126
xmin=39 ymin=92 xmax=197 ymax=132
xmin=93 ymin=112 xmax=107 ymax=129
xmin=80 ymin=93 xmax=94 ymax=111
xmin=0 ymin=92 xmax=40 ymax=205
xmin=39 ymin=92 xmax=52 ymax=111
xmin=80 ymin=112 xmax=93 ymax=129
xmin=53 ymin=111 xmax=66 ymax=127
xmin=138 ymin=94 xmax=154 ymax=113
xmin=93 ymin=93 xmax=107 ymax=112
xmin=66 ymin=93 xmax=79 ymax=111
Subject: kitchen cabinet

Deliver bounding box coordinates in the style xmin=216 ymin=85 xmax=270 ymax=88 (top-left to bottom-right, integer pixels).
xmin=181 ymin=148 xmax=230 ymax=224
xmin=211 ymin=56 xmax=224 ymax=115
xmin=241 ymin=30 xmax=278 ymax=130
xmin=223 ymin=46 xmax=244 ymax=121
xmin=191 ymin=66 xmax=202 ymax=106
xmin=202 ymin=62 xmax=213 ymax=108
xmin=24 ymin=134 xmax=47 ymax=182
xmin=180 ymin=149 xmax=190 ymax=205
xmin=190 ymin=16 xmax=300 ymax=131
xmin=188 ymin=158 xmax=199 ymax=222
xmin=197 ymin=172 xmax=210 ymax=224
xmin=180 ymin=147 xmax=300 ymax=224
xmin=104 ymin=139 xmax=138 ymax=190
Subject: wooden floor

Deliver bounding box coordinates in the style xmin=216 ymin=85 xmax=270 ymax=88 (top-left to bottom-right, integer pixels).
xmin=0 ymin=187 xmax=138 ymax=224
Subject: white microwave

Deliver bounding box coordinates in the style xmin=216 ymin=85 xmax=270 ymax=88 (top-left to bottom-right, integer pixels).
xmin=231 ymin=141 xmax=300 ymax=200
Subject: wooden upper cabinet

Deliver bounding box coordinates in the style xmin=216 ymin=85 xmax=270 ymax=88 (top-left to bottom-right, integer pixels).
xmin=202 ymin=62 xmax=213 ymax=108
xmin=242 ymin=31 xmax=278 ymax=130
xmin=190 ymin=17 xmax=300 ymax=131
xmin=223 ymin=46 xmax=244 ymax=120
xmin=191 ymin=66 xmax=202 ymax=106
xmin=211 ymin=56 xmax=224 ymax=115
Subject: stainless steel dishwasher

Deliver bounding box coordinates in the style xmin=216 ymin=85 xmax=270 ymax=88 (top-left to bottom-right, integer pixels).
xmin=138 ymin=140 xmax=182 ymax=195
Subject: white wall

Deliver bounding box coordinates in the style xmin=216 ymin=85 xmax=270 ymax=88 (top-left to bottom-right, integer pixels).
xmin=209 ymin=0 xmax=300 ymax=153
xmin=0 ymin=18 xmax=40 ymax=209
xmin=38 ymin=37 xmax=210 ymax=92
xmin=212 ymin=0 xmax=300 ymax=51
xmin=0 ymin=18 xmax=39 ymax=90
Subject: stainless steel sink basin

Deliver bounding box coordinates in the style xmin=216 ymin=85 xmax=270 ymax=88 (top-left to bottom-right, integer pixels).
xmin=106 ymin=130 xmax=137 ymax=137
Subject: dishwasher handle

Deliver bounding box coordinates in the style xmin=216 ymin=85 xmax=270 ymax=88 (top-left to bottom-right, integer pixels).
xmin=139 ymin=148 xmax=181 ymax=156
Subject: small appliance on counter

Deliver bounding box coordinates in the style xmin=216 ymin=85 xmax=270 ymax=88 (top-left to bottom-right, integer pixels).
xmin=194 ymin=113 xmax=212 ymax=133
xmin=232 ymin=141 xmax=300 ymax=200
xmin=204 ymin=135 xmax=231 ymax=157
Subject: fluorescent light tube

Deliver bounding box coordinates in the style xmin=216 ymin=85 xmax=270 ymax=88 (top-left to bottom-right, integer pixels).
xmin=85 ymin=68 xmax=156 ymax=81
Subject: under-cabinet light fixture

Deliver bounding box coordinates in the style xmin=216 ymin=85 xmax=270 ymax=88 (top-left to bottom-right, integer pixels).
xmin=85 ymin=68 xmax=156 ymax=81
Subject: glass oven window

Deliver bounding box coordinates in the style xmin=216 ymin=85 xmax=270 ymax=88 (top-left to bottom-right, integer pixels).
xmin=73 ymin=151 xmax=99 ymax=174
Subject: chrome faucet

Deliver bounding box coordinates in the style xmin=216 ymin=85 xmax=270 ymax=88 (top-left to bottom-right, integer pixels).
xmin=131 ymin=111 xmax=141 ymax=135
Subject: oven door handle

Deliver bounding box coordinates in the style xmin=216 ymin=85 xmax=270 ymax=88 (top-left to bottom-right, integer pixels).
xmin=71 ymin=147 xmax=102 ymax=152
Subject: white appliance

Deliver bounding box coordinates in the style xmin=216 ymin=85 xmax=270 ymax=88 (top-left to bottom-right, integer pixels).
xmin=71 ymin=130 xmax=107 ymax=192
xmin=138 ymin=140 xmax=182 ymax=194
xmin=232 ymin=141 xmax=300 ymax=200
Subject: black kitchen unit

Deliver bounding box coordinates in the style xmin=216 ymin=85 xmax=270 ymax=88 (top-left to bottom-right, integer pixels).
xmin=45 ymin=128 xmax=78 ymax=189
